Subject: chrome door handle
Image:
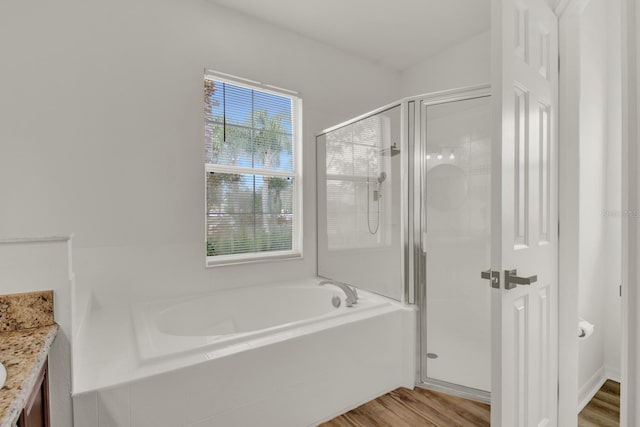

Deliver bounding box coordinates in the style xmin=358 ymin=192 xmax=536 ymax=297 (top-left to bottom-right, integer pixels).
xmin=504 ymin=269 xmax=538 ymax=290
xmin=481 ymin=269 xmax=501 ymax=289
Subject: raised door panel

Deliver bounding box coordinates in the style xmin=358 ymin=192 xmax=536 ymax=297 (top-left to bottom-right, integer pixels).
xmin=492 ymin=0 xmax=558 ymax=426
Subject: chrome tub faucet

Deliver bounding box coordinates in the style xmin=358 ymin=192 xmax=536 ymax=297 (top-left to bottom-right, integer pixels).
xmin=319 ymin=280 xmax=358 ymax=307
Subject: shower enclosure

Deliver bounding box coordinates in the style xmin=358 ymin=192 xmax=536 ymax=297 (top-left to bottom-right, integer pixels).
xmin=317 ymin=105 xmax=404 ymax=301
xmin=316 ymin=86 xmax=492 ymax=401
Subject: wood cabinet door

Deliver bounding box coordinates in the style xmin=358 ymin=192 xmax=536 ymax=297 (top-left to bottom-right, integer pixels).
xmin=18 ymin=359 xmax=50 ymax=427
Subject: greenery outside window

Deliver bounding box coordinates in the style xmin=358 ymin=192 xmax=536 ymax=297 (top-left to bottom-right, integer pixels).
xmin=204 ymin=71 xmax=302 ymax=266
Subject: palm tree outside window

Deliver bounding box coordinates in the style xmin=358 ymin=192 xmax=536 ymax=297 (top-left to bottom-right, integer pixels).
xmin=204 ymin=72 xmax=303 ymax=266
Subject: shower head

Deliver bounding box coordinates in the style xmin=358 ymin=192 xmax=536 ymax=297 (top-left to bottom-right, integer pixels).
xmin=377 ymin=171 xmax=387 ymax=184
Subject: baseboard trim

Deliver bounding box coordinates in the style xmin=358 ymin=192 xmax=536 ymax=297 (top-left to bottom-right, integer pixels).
xmin=578 ymin=366 xmax=607 ymax=412
xmin=606 ymin=366 xmax=622 ymax=383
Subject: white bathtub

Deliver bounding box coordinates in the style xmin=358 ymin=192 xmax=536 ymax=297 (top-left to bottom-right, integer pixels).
xmin=132 ymin=281 xmax=390 ymax=361
xmin=74 ymin=278 xmax=416 ymax=427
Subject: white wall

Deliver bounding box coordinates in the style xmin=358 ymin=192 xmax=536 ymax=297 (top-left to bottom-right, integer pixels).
xmin=400 ymin=31 xmax=491 ymax=97
xmin=623 ymin=0 xmax=640 ymax=423
xmin=577 ymin=0 xmax=622 ymax=405
xmin=558 ymin=6 xmax=582 ymax=423
xmin=577 ymin=0 xmax=608 ymax=396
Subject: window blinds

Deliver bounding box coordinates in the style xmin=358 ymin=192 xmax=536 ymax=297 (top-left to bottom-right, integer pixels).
xmin=204 ymin=77 xmax=299 ymax=259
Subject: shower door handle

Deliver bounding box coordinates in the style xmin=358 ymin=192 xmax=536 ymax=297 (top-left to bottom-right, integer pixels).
xmin=504 ymin=269 xmax=538 ymax=290
xmin=481 ymin=270 xmax=500 ymax=289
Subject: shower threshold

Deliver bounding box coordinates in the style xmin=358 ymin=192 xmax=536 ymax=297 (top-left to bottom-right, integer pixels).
xmin=417 ymin=377 xmax=490 ymax=404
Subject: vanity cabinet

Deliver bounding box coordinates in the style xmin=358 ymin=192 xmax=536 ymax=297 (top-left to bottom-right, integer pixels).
xmin=17 ymin=359 xmax=50 ymax=427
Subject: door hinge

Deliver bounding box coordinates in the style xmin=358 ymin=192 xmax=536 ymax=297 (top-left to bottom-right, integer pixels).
xmin=620 ymin=284 xmax=622 ymax=297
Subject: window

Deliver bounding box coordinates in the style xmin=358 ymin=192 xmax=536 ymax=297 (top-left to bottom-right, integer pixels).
xmin=204 ymin=71 xmax=302 ymax=266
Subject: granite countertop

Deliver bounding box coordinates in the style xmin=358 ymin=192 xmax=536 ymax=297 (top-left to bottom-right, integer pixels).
xmin=0 ymin=291 xmax=58 ymax=427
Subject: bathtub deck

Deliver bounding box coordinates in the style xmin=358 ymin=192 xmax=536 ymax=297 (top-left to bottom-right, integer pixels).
xmin=320 ymin=387 xmax=490 ymax=427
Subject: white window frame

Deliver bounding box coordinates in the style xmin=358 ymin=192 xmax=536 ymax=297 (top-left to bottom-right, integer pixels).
xmin=204 ymin=70 xmax=303 ymax=267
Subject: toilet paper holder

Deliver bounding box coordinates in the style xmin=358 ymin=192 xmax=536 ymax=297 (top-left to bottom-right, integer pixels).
xmin=578 ymin=319 xmax=595 ymax=339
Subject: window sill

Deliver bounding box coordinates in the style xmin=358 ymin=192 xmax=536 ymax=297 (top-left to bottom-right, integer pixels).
xmin=206 ymin=251 xmax=303 ymax=268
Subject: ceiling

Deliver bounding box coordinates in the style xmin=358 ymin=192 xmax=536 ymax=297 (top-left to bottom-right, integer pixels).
xmin=209 ymin=0 xmax=491 ymax=71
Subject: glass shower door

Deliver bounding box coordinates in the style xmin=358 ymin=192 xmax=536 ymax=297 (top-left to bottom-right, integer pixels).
xmin=421 ymin=95 xmax=492 ymax=396
xmin=316 ymin=105 xmax=404 ymax=301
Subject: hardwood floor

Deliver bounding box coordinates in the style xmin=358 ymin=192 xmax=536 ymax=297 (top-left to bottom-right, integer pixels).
xmin=578 ymin=380 xmax=620 ymax=427
xmin=319 ymin=387 xmax=490 ymax=427
xmin=321 ymin=380 xmax=620 ymax=426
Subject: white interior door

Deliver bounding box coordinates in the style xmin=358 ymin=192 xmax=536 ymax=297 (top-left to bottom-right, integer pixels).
xmin=491 ymin=0 xmax=559 ymax=426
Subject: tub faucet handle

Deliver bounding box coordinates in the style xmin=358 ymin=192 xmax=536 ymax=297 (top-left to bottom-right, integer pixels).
xmin=319 ymin=280 xmax=358 ymax=307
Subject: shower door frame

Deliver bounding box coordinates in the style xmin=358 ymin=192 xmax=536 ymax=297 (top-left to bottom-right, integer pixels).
xmin=408 ymin=84 xmax=492 ymax=403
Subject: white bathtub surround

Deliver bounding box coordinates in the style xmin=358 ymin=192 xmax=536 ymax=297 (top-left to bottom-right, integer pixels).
xmin=73 ymin=278 xmax=416 ymax=426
